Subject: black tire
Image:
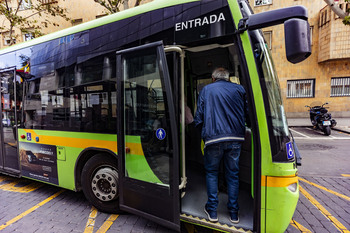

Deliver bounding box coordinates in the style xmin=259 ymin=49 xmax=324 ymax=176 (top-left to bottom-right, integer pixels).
xmin=324 ymin=126 xmax=331 ymax=136
xmin=81 ymin=153 xmax=121 ymax=214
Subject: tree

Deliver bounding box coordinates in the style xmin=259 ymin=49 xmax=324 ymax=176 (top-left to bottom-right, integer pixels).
xmin=344 ymin=0 xmax=350 ymax=25
xmin=0 ymin=0 xmax=70 ymax=46
xmin=324 ymin=0 xmax=350 ymax=25
xmin=94 ymin=0 xmax=143 ymax=14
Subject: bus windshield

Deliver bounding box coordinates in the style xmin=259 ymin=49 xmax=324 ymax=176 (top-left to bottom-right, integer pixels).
xmin=250 ymin=30 xmax=290 ymax=158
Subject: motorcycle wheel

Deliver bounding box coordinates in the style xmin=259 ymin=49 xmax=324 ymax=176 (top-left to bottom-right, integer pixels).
xmin=324 ymin=126 xmax=331 ymax=136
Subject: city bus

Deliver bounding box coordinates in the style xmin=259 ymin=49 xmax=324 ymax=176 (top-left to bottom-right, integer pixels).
xmin=0 ymin=0 xmax=310 ymax=232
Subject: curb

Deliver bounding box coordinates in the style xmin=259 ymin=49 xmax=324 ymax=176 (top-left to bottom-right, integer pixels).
xmin=332 ymin=127 xmax=350 ymax=134
xmin=289 ymin=125 xmax=350 ymax=134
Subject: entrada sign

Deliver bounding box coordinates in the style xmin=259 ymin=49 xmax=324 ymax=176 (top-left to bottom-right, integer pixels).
xmin=175 ymin=13 xmax=226 ymax=32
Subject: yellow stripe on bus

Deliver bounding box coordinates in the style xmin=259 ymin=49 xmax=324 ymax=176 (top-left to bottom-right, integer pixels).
xmin=125 ymin=142 xmax=144 ymax=156
xmin=261 ymin=175 xmax=298 ymax=187
xmin=21 ymin=130 xmax=145 ymax=156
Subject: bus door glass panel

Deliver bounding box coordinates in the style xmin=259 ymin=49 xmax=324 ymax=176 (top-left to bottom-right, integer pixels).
xmin=0 ymin=70 xmax=21 ymax=172
xmin=117 ymin=42 xmax=179 ymax=231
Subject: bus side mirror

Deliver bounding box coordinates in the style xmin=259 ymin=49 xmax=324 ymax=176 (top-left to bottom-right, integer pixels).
xmin=284 ymin=19 xmax=311 ymax=64
xmin=239 ymin=5 xmax=312 ymax=64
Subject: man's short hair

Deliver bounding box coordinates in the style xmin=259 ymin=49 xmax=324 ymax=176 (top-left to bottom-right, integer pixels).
xmin=212 ymin=67 xmax=229 ymax=81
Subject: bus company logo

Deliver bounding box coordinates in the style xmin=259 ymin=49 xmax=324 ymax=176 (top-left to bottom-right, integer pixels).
xmin=175 ymin=13 xmax=226 ymax=32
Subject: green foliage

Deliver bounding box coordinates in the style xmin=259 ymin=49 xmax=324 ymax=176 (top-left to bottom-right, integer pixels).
xmin=0 ymin=0 xmax=70 ymax=46
xmin=344 ymin=0 xmax=350 ymax=25
xmin=94 ymin=0 xmax=143 ymax=14
xmin=94 ymin=0 xmax=124 ymax=13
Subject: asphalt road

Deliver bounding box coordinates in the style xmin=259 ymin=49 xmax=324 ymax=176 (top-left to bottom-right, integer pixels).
xmin=286 ymin=127 xmax=350 ymax=233
xmin=0 ymin=127 xmax=349 ymax=233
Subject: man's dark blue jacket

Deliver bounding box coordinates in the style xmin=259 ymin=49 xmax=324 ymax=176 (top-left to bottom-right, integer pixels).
xmin=194 ymin=79 xmax=247 ymax=146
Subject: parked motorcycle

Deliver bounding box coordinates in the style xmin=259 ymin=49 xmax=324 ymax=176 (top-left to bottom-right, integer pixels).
xmin=305 ymin=102 xmax=337 ymax=136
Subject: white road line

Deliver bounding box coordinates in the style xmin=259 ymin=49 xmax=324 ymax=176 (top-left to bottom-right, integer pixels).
xmin=289 ymin=128 xmax=311 ymax=138
xmin=294 ymin=137 xmax=350 ymax=140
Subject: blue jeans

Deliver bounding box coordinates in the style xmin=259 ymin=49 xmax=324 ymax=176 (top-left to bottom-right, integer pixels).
xmin=204 ymin=141 xmax=241 ymax=214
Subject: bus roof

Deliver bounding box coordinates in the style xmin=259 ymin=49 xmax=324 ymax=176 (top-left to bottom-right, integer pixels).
xmin=0 ymin=0 xmax=199 ymax=55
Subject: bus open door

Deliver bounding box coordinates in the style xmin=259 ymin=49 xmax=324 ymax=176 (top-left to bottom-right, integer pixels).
xmin=116 ymin=41 xmax=180 ymax=231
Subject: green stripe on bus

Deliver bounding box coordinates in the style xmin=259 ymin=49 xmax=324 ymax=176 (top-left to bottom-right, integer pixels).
xmin=125 ymin=154 xmax=162 ymax=184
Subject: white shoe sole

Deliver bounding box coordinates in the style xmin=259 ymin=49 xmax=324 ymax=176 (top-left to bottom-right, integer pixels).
xmin=230 ymin=217 xmax=239 ymax=224
xmin=204 ymin=208 xmax=218 ymax=222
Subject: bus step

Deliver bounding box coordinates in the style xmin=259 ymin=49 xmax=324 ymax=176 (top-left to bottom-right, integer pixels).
xmin=180 ymin=213 xmax=252 ymax=233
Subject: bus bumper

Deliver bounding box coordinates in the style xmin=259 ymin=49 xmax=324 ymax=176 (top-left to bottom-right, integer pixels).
xmin=261 ymin=175 xmax=299 ymax=233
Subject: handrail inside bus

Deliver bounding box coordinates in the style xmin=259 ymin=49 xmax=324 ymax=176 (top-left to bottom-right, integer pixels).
xmin=164 ymin=46 xmax=187 ymax=196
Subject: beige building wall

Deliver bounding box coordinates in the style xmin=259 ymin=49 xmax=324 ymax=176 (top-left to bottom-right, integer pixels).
xmin=251 ymin=0 xmax=350 ymax=117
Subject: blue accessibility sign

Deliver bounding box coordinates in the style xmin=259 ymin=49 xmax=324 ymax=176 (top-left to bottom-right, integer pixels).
xmin=27 ymin=133 xmax=32 ymax=141
xmin=156 ymin=128 xmax=166 ymax=140
xmin=286 ymin=142 xmax=294 ymax=160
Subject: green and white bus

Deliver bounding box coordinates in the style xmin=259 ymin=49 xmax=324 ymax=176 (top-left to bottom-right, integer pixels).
xmin=0 ymin=0 xmax=310 ymax=232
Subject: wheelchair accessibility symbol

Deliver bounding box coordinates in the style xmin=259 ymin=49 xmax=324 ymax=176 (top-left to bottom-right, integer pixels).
xmin=156 ymin=128 xmax=166 ymax=140
xmin=286 ymin=142 xmax=294 ymax=160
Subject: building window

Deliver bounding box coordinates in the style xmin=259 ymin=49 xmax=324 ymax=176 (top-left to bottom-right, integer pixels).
xmin=254 ymin=0 xmax=272 ymax=6
xmin=2 ymin=32 xmax=16 ymax=46
xmin=40 ymin=0 xmax=58 ymax=5
xmin=71 ymin=18 xmax=83 ymax=26
xmin=287 ymin=79 xmax=315 ymax=98
xmin=310 ymin=26 xmax=313 ymax=45
xmin=331 ymin=77 xmax=350 ymax=97
xmin=23 ymin=32 xmax=34 ymax=42
xmin=96 ymin=14 xmax=108 ymax=19
xmin=320 ymin=12 xmax=323 ymax=26
xmin=263 ymin=31 xmax=272 ymax=49
xmin=19 ymin=0 xmax=31 ymax=10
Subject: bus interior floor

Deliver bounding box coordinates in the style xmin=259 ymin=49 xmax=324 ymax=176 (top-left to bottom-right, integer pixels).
xmin=181 ymin=164 xmax=254 ymax=230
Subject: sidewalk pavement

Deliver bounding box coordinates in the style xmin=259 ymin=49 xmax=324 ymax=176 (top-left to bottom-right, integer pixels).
xmin=287 ymin=117 xmax=350 ymax=134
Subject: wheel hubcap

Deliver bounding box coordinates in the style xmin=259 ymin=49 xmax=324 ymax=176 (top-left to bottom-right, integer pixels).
xmin=91 ymin=167 xmax=118 ymax=202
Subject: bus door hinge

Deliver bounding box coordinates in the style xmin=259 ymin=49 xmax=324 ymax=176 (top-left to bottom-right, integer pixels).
xmin=236 ymin=17 xmax=249 ymax=34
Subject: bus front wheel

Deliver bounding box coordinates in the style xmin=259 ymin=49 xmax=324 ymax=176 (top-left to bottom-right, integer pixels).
xmin=81 ymin=154 xmax=121 ymax=213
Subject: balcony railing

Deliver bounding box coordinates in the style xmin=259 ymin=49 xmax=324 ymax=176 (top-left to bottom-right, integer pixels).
xmin=41 ymin=0 xmax=58 ymax=5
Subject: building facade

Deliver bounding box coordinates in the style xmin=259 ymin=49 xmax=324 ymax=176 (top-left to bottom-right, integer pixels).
xmin=0 ymin=0 xmax=150 ymax=48
xmin=251 ymin=0 xmax=350 ymax=117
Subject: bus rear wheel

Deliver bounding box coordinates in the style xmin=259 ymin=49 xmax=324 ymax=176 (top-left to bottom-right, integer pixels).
xmin=81 ymin=154 xmax=121 ymax=213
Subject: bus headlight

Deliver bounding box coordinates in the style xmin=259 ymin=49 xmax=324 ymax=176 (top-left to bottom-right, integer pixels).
xmin=288 ymin=182 xmax=298 ymax=192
